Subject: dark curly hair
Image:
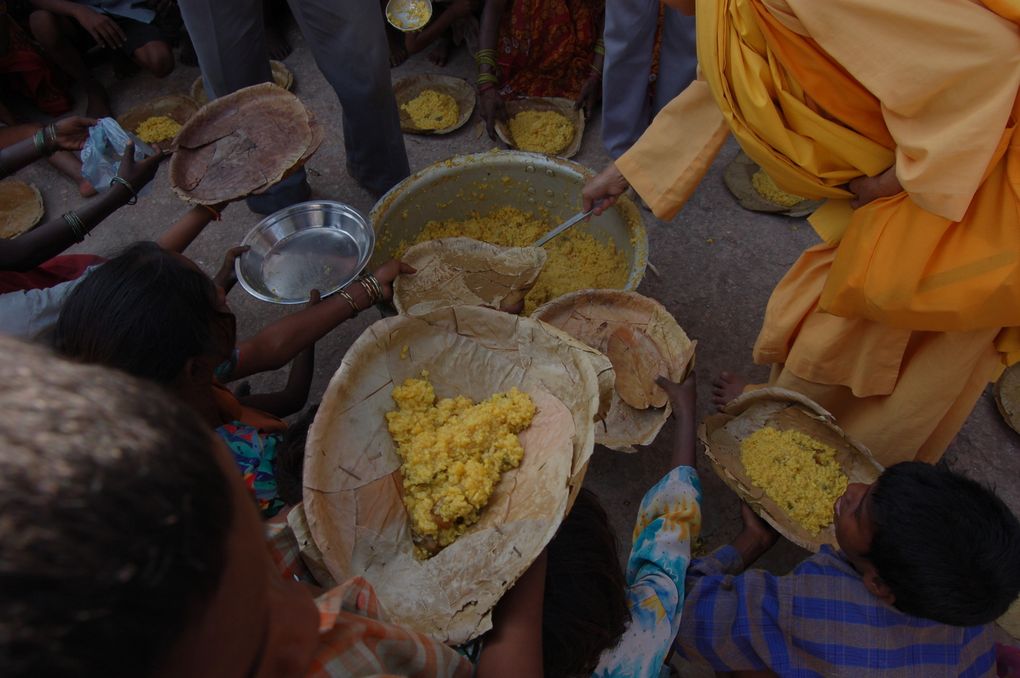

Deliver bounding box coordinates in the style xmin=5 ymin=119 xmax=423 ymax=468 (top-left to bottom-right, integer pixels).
xmin=0 ymin=337 xmax=233 ymax=677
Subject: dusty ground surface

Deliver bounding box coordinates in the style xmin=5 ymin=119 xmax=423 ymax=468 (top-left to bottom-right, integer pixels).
xmin=11 ymin=24 xmax=1019 ymax=585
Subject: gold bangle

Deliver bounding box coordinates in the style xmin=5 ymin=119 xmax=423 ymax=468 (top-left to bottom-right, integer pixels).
xmin=338 ymin=289 xmax=360 ymax=316
xmin=476 ymin=72 xmax=498 ymax=85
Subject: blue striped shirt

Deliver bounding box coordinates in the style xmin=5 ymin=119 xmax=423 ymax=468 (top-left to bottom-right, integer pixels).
xmin=676 ymin=545 xmax=997 ymax=677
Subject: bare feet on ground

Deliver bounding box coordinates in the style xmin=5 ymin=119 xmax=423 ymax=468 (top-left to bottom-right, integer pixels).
xmin=712 ymin=371 xmax=748 ymax=410
xmin=78 ymin=179 xmax=97 ymax=198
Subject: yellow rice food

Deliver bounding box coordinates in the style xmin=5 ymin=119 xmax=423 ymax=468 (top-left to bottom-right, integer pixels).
xmin=740 ymin=427 xmax=849 ymax=535
xmin=397 ymin=206 xmax=628 ymax=314
xmin=508 ymin=110 xmax=574 ymax=154
xmin=401 ymin=89 xmax=459 ymax=131
xmin=751 ymin=170 xmax=804 ymax=208
xmin=387 ymin=374 xmax=535 ymax=558
xmin=387 ymin=0 xmax=431 ymax=30
xmin=134 ymin=115 xmax=182 ymax=144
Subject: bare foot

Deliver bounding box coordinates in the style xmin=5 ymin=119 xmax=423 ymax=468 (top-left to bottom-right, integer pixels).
xmin=387 ymin=27 xmax=408 ymax=67
xmin=428 ymin=37 xmax=451 ymax=66
xmin=78 ymin=179 xmax=97 ymax=198
xmin=266 ymin=26 xmax=292 ymax=60
xmin=712 ymin=371 xmax=748 ymax=410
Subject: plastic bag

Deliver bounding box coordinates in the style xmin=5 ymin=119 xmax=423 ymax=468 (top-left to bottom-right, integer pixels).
xmin=80 ymin=118 xmax=156 ymax=194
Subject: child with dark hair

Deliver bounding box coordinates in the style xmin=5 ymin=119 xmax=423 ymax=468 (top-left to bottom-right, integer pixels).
xmin=674 ymin=461 xmax=1020 ymax=677
xmin=0 ymin=336 xmax=553 ymax=677
xmin=55 ymin=242 xmax=412 ymax=517
xmin=542 ymin=487 xmax=630 ymax=676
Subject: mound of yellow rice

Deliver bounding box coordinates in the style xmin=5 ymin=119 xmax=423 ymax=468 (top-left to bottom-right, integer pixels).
xmin=751 ymin=170 xmax=803 ymax=208
xmin=401 ymin=89 xmax=459 ymax=130
xmin=740 ymin=427 xmax=848 ymax=534
xmin=396 ymin=206 xmax=628 ymax=314
xmin=134 ymin=115 xmax=182 ymax=144
xmin=508 ymin=110 xmax=574 ymax=154
xmin=386 ymin=373 xmax=536 ymax=558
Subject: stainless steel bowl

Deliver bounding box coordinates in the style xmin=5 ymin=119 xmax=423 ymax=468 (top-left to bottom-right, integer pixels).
xmin=369 ymin=151 xmax=648 ymax=294
xmin=235 ymin=200 xmax=375 ymax=305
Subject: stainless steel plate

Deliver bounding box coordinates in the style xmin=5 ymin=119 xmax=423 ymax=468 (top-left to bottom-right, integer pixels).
xmin=236 ymin=201 xmax=375 ymax=304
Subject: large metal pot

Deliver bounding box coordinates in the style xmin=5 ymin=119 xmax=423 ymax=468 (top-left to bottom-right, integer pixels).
xmin=369 ymin=151 xmax=648 ymax=294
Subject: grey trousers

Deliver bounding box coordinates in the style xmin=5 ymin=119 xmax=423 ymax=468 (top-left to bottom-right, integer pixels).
xmin=178 ymin=0 xmax=410 ymax=208
xmin=602 ymin=1 xmax=697 ymax=159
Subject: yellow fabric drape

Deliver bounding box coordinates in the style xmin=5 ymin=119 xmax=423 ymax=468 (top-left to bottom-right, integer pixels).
xmin=616 ymin=0 xmax=1020 ymax=462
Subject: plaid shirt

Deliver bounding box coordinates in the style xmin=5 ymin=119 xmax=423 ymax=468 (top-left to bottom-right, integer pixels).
xmin=676 ymin=545 xmax=997 ymax=677
xmin=267 ymin=517 xmax=472 ymax=678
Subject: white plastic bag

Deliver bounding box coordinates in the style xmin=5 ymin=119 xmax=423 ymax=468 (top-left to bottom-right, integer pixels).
xmin=80 ymin=118 xmax=156 ymax=194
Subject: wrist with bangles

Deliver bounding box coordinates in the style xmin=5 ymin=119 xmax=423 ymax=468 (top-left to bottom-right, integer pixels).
xmin=337 ymin=274 xmax=385 ymax=315
xmin=109 ymin=176 xmax=138 ymax=204
xmin=62 ymin=210 xmax=89 ymax=243
xmin=32 ymin=123 xmax=58 ymax=156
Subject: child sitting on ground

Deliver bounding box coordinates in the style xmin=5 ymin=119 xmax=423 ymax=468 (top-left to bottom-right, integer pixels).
xmin=28 ymin=0 xmax=175 ymax=117
xmin=55 ymin=242 xmax=411 ymax=517
xmin=675 ymin=462 xmax=1020 ymax=677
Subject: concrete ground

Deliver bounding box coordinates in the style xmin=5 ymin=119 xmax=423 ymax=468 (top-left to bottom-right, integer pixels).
xmin=12 ymin=25 xmax=1019 ymax=579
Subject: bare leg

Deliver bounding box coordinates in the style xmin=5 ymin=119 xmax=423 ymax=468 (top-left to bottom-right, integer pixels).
xmin=712 ymin=371 xmax=749 ymax=410
xmin=131 ymin=40 xmax=175 ymax=78
xmin=48 ymin=151 xmax=96 ymax=197
xmin=28 ymin=10 xmax=112 ymax=118
xmin=381 ymin=0 xmax=408 ymax=66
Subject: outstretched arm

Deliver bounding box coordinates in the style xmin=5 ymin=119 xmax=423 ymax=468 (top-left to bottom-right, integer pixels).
xmin=476 ymin=550 xmax=547 ymax=678
xmin=0 ymin=115 xmax=94 ymax=178
xmin=233 ymin=260 xmax=414 ymax=379
xmin=0 ymin=143 xmax=166 ymax=271
xmin=238 ymin=292 xmax=319 ymax=418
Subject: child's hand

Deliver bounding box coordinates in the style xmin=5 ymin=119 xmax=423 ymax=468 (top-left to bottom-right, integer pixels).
xmin=371 ymin=259 xmax=417 ymax=301
xmin=656 ymin=372 xmax=696 ymax=416
xmin=214 ymin=245 xmax=249 ymax=294
xmin=116 ymin=141 xmax=168 ymax=195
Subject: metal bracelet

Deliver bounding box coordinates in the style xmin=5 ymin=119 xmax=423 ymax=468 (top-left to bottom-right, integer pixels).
xmin=109 ymin=176 xmax=138 ymax=205
xmin=62 ymin=211 xmax=87 ymax=242
xmin=338 ymin=289 xmax=360 ymax=316
xmin=44 ymin=123 xmax=57 ymax=152
xmin=33 ymin=130 xmax=47 ymax=155
xmin=359 ymin=274 xmax=384 ymax=305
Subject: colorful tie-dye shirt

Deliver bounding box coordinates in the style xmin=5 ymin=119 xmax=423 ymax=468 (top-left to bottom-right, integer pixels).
xmin=216 ymin=421 xmax=285 ymax=518
xmin=594 ymin=466 xmax=702 ymax=677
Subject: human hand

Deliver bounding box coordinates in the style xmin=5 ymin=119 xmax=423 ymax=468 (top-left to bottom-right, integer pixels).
xmin=656 ymin=372 xmax=696 ymax=418
xmin=52 ymin=116 xmax=97 ymax=151
xmin=478 ymin=88 xmax=506 ymax=141
xmin=582 ymin=162 xmax=630 ymax=215
xmin=371 ymin=259 xmax=417 ymax=301
xmin=848 ymin=165 xmax=901 ymax=209
xmin=213 ymin=245 xmax=249 ymax=294
xmin=75 ymin=6 xmax=127 ymax=50
xmin=116 ymin=141 xmax=167 ymax=195
xmin=574 ymin=74 xmax=601 ymax=119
